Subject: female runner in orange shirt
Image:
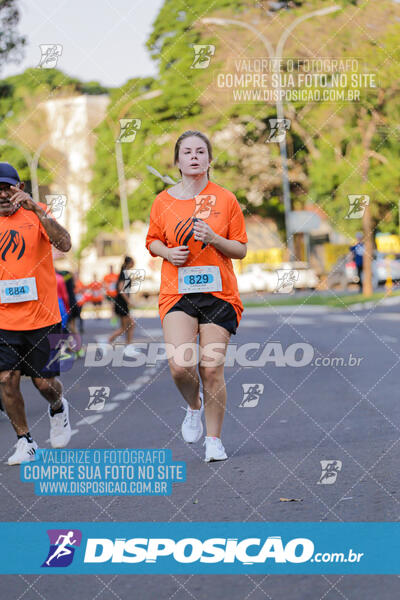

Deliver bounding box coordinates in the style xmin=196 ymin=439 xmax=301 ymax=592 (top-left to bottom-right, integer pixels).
xmin=146 ymin=130 xmax=247 ymax=462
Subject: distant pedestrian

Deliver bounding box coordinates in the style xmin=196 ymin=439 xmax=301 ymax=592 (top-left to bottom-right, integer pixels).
xmin=350 ymin=232 xmax=364 ymax=291
xmin=108 ymin=256 xmax=135 ymax=344
xmin=103 ymin=265 xmax=119 ymax=326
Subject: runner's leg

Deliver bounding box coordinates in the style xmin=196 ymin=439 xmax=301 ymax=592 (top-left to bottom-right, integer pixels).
xmin=31 ymin=376 xmax=63 ymax=411
xmin=198 ymin=323 xmax=231 ymax=437
xmin=124 ymin=315 xmax=135 ymax=344
xmin=108 ymin=317 xmax=126 ymax=343
xmin=0 ymin=370 xmax=28 ymax=435
xmin=162 ymin=311 xmax=201 ymax=410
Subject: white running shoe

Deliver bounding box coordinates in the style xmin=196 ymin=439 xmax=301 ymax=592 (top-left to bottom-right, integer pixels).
xmin=204 ymin=437 xmax=228 ymax=462
xmin=49 ymin=397 xmax=71 ymax=448
xmin=8 ymin=437 xmax=38 ymax=466
xmin=181 ymin=392 xmax=204 ymax=443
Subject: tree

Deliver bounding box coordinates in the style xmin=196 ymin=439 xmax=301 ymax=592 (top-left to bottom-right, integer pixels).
xmin=0 ymin=0 xmax=26 ymax=72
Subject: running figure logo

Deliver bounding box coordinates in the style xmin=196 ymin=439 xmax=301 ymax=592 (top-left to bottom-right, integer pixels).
xmin=190 ymin=44 xmax=215 ymax=69
xmin=86 ymin=386 xmax=110 ymax=411
xmin=122 ymin=269 xmax=146 ymax=294
xmin=266 ymin=118 xmax=291 ymax=143
xmin=317 ymin=460 xmax=342 ymax=485
xmin=42 ymin=529 xmax=82 ymax=567
xmin=275 ymin=269 xmax=299 ymax=293
xmin=239 ymin=383 xmax=264 ymax=408
xmin=38 ymin=44 xmax=63 ymax=69
xmin=118 ymin=119 xmax=142 ymax=143
xmin=346 ymin=195 xmax=370 ymax=219
xmin=45 ymin=194 xmax=67 ymax=219
xmin=193 ymin=194 xmax=216 ymax=220
xmin=0 ymin=230 xmax=26 ymax=261
xmin=43 ymin=334 xmax=81 ymax=374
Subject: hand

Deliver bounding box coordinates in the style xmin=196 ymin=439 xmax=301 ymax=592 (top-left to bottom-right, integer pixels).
xmin=10 ymin=186 xmax=37 ymax=212
xmin=166 ymin=246 xmax=190 ymax=266
xmin=193 ymin=219 xmax=217 ymax=245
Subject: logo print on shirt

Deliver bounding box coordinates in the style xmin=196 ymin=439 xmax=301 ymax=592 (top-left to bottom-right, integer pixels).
xmin=0 ymin=230 xmax=26 ymax=261
xmin=193 ymin=194 xmax=216 ymax=219
xmin=174 ymin=195 xmax=217 ymax=248
xmin=174 ymin=217 xmax=196 ymax=247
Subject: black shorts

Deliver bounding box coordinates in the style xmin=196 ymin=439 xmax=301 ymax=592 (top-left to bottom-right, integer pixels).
xmin=0 ymin=322 xmax=62 ymax=378
xmin=166 ymin=293 xmax=238 ymax=335
xmin=114 ymin=294 xmax=130 ymax=317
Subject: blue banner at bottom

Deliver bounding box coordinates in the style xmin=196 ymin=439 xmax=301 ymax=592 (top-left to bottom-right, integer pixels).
xmin=0 ymin=522 xmax=399 ymax=574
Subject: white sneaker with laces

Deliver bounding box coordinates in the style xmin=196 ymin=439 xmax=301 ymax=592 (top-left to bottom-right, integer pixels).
xmin=181 ymin=392 xmax=204 ymax=443
xmin=49 ymin=397 xmax=71 ymax=448
xmin=8 ymin=437 xmax=38 ymax=466
xmin=204 ymin=436 xmax=227 ymax=462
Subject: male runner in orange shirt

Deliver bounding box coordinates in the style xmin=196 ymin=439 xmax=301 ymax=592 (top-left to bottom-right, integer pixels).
xmin=0 ymin=163 xmax=72 ymax=464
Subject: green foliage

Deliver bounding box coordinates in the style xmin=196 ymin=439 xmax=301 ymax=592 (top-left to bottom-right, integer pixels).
xmin=307 ymin=22 xmax=400 ymax=237
xmin=0 ymin=68 xmax=108 ymax=187
xmin=0 ymin=0 xmax=26 ymax=72
xmin=85 ymin=0 xmax=400 ymax=248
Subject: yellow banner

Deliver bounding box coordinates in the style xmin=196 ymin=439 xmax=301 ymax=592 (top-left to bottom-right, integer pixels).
xmin=324 ymin=243 xmax=350 ymax=271
xmin=234 ymin=247 xmax=285 ymax=273
xmin=375 ymin=235 xmax=400 ymax=253
xmin=241 ymin=248 xmax=284 ymax=266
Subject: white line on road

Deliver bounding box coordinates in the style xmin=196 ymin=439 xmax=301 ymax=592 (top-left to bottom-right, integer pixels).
xmin=112 ymin=392 xmax=132 ymax=401
xmin=98 ymin=402 xmax=119 ymax=412
xmin=279 ymin=317 xmax=315 ymax=325
xmin=372 ymin=313 xmax=400 ymax=321
xmin=240 ymin=319 xmax=269 ymax=327
xmin=325 ymin=315 xmax=361 ymax=323
xmin=75 ymin=415 xmax=103 ymax=426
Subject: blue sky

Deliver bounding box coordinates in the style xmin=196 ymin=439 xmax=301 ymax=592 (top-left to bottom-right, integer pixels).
xmin=2 ymin=0 xmax=165 ymax=87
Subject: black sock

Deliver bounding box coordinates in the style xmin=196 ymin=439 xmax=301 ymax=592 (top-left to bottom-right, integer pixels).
xmin=50 ymin=402 xmax=64 ymax=417
xmin=18 ymin=432 xmax=33 ymax=444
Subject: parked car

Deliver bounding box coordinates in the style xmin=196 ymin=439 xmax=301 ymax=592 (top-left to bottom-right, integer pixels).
xmin=373 ymin=252 xmax=400 ymax=284
xmin=237 ymin=264 xmax=276 ymax=293
xmin=327 ymin=251 xmax=400 ymax=290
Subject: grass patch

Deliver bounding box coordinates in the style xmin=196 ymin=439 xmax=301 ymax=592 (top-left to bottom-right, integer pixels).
xmin=243 ymin=289 xmax=400 ymax=309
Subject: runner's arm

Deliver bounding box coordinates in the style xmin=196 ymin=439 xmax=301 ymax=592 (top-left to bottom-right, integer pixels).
xmin=193 ymin=219 xmax=247 ymax=259
xmin=149 ymin=241 xmax=190 ymax=266
xmin=9 ymin=186 xmax=71 ymax=252
xmin=211 ymin=235 xmax=247 ymax=259
xmin=34 ymin=205 xmax=71 ymax=252
xmin=148 ymin=240 xmax=170 ymax=260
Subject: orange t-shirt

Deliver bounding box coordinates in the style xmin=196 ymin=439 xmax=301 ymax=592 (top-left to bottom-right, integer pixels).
xmin=89 ymin=281 xmax=104 ymax=303
xmin=145 ymin=181 xmax=248 ymax=324
xmin=0 ymin=203 xmax=61 ymax=331
xmin=103 ymin=273 xmax=118 ymax=298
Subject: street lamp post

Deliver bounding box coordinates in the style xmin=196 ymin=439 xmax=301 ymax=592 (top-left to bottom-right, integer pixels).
xmin=31 ymin=140 xmax=50 ymax=203
xmin=107 ymin=89 xmax=162 ymax=250
xmin=201 ymin=6 xmax=340 ymax=258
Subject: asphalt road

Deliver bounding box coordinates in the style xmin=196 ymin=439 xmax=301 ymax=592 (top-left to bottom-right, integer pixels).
xmin=1 ymin=301 xmax=400 ymax=598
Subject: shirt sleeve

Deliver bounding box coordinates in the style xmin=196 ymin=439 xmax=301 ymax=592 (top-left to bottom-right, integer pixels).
xmin=227 ymin=194 xmax=248 ymax=244
xmin=145 ymin=197 xmax=166 ymax=257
